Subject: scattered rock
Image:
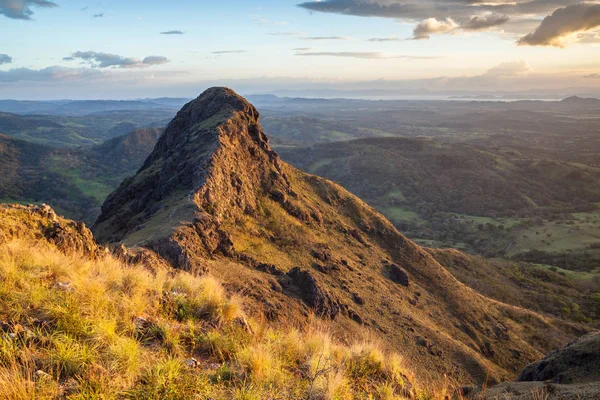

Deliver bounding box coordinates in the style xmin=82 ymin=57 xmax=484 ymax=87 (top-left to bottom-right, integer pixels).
xmin=55 ymin=281 xmax=75 ymax=293
xmin=481 ymin=342 xmax=495 ymax=358
xmin=286 ymin=267 xmax=340 ymax=319
xmin=185 ymin=358 xmax=200 ymax=368
xmin=352 ymin=293 xmax=365 ymax=305
xmin=388 ymin=264 xmax=410 ymax=286
xmin=348 ymin=309 xmax=363 ymax=324
xmin=311 ymin=247 xmax=331 ymax=262
xmin=35 ymin=370 xmax=52 ymax=380
xmin=33 ymin=204 xmax=57 ymax=221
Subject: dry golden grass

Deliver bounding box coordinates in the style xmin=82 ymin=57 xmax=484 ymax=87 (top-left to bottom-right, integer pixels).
xmin=0 ymin=238 xmax=430 ymax=399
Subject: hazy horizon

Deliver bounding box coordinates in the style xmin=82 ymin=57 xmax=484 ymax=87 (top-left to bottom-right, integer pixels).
xmin=2 ymin=0 xmax=600 ymax=100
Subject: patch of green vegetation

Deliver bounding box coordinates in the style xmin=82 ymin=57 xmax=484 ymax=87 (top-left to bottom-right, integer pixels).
xmin=307 ymin=158 xmax=335 ymax=174
xmin=381 ymin=206 xmax=424 ymax=224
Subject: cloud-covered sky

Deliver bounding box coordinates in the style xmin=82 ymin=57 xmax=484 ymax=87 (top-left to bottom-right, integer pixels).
xmin=0 ymin=0 xmax=599 ymax=99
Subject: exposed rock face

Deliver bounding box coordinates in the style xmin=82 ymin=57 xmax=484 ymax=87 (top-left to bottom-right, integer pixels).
xmin=388 ymin=263 xmax=410 ymax=286
xmin=91 ymin=87 xmax=586 ymax=384
xmin=484 ymin=333 xmax=600 ymax=399
xmin=518 ymin=332 xmax=600 ymax=384
xmin=0 ymin=204 xmax=98 ymax=257
xmin=286 ymin=267 xmax=340 ymax=318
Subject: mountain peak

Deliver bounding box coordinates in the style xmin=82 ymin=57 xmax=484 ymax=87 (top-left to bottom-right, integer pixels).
xmin=92 ymin=90 xmax=579 ymax=384
xmin=93 ymin=86 xmax=285 ymax=244
xmin=176 ymin=87 xmax=259 ymax=126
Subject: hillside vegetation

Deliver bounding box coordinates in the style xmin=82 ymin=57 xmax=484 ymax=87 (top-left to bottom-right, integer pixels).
xmin=0 ymin=205 xmax=436 ymax=399
xmin=279 ymin=138 xmax=600 ymax=264
xmin=0 ymin=110 xmax=171 ymax=148
xmin=0 ymin=129 xmax=161 ymax=223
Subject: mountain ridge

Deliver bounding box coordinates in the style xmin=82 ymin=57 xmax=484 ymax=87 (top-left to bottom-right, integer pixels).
xmin=92 ymin=87 xmax=587 ymax=384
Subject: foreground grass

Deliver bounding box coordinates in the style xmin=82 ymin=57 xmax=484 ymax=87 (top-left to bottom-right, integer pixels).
xmin=0 ymin=239 xmax=431 ymax=399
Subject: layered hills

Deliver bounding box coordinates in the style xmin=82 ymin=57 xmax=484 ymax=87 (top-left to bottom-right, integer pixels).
xmin=93 ymin=87 xmax=588 ymax=385
xmin=279 ymin=137 xmax=600 ymax=218
xmin=0 ymin=128 xmax=161 ymax=223
xmin=278 ymin=138 xmax=600 ymax=261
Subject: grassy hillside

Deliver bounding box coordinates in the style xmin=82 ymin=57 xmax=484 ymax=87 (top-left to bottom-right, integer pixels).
xmin=0 ymin=134 xmax=98 ymax=220
xmin=0 ymin=205 xmax=441 ymax=400
xmin=428 ymin=249 xmax=600 ymax=326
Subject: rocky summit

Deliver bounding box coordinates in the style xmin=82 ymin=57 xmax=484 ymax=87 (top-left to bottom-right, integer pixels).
xmin=92 ymin=87 xmax=586 ymax=385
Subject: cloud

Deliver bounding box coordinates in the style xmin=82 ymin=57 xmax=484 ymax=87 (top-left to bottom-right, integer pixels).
xmin=160 ymin=30 xmax=185 ymax=35
xmin=297 ymin=0 xmax=592 ymax=40
xmin=576 ymin=31 xmax=600 ymax=43
xmin=412 ymin=13 xmax=510 ymax=39
xmin=413 ymin=18 xmax=458 ymax=40
xmin=297 ymin=0 xmax=581 ymax=20
xmin=584 ymin=73 xmax=600 ymax=78
xmin=463 ymin=13 xmax=510 ymax=31
xmin=294 ymin=49 xmax=437 ymax=59
xmin=0 ymin=66 xmax=101 ymax=82
xmin=268 ymin=32 xmax=302 ymax=36
xmin=518 ymin=3 xmax=600 ymax=47
xmin=142 ymin=56 xmax=170 ymax=65
xmin=212 ymin=50 xmax=246 ymax=54
xmin=367 ymin=36 xmax=400 ymax=42
xmin=92 ymin=13 xmax=104 ymax=18
xmin=70 ymin=51 xmax=170 ymax=68
xmin=0 ymin=54 xmax=12 ymax=65
xmin=0 ymin=0 xmax=57 ymax=20
xmin=252 ymin=17 xmax=289 ymax=25
xmin=482 ymin=60 xmax=532 ymax=77
xmin=302 ymin=36 xmax=352 ymax=40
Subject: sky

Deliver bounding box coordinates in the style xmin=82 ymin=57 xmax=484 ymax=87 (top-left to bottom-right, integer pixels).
xmin=1 ymin=0 xmax=600 ymax=99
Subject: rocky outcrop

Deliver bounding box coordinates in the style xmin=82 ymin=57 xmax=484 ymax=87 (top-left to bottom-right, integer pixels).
xmin=388 ymin=263 xmax=410 ymax=286
xmin=0 ymin=204 xmax=99 ymax=257
xmin=484 ymin=332 xmax=600 ymax=399
xmin=285 ymin=267 xmax=340 ymax=318
xmin=518 ymin=332 xmax=600 ymax=384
